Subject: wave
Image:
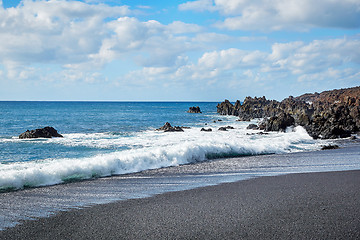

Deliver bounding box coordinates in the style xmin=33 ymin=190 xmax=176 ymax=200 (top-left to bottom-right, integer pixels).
xmin=0 ymin=125 xmax=321 ymax=191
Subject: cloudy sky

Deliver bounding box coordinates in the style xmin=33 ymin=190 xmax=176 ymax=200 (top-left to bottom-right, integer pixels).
xmin=0 ymin=0 xmax=359 ymax=101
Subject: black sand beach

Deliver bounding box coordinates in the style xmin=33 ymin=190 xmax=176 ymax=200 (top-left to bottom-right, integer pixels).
xmin=1 ymin=170 xmax=359 ymax=240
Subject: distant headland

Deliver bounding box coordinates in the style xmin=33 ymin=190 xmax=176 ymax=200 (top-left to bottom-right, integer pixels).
xmin=217 ymin=86 xmax=360 ymax=139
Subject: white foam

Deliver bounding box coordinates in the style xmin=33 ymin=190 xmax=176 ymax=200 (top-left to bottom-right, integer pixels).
xmin=0 ymin=124 xmax=321 ymax=191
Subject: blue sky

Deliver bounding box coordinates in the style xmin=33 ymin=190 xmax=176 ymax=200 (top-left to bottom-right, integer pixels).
xmin=0 ymin=0 xmax=359 ymax=101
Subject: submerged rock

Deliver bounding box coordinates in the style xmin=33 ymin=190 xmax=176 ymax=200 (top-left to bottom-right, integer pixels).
xmin=157 ymin=122 xmax=184 ymax=132
xmin=187 ymin=106 xmax=202 ymax=113
xmin=19 ymin=126 xmax=63 ymax=139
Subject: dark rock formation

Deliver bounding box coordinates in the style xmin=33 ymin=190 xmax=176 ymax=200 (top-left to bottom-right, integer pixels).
xmin=218 ymin=126 xmax=234 ymax=131
xmin=321 ymin=145 xmax=339 ymax=150
xmin=157 ymin=122 xmax=184 ymax=132
xmin=187 ymin=106 xmax=202 ymax=113
xmin=217 ymin=86 xmax=360 ymax=139
xmin=263 ymin=112 xmax=295 ymax=132
xmin=19 ymin=126 xmax=63 ymax=139
xmin=201 ymin=128 xmax=212 ymax=132
xmin=216 ymin=100 xmax=240 ymax=115
xmin=247 ymin=124 xmax=259 ymax=130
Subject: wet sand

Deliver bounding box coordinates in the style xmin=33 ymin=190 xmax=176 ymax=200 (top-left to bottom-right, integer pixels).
xmin=1 ymin=170 xmax=359 ymax=239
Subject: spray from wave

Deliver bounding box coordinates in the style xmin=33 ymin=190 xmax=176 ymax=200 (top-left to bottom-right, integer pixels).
xmin=0 ymin=125 xmax=321 ymax=191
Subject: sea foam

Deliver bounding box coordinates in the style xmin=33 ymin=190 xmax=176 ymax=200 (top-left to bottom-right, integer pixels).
xmin=0 ymin=124 xmax=320 ymax=191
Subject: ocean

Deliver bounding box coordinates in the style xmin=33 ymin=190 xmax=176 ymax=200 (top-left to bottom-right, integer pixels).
xmin=1 ymin=101 xmax=360 ymax=230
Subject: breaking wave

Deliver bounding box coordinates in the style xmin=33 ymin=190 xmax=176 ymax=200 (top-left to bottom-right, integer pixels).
xmin=0 ymin=125 xmax=321 ymax=191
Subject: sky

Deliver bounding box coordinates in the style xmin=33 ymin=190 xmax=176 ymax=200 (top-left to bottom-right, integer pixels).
xmin=0 ymin=0 xmax=359 ymax=101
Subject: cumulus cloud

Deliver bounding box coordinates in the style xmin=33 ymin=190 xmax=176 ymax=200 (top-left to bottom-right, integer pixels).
xmin=123 ymin=37 xmax=360 ymax=91
xmin=269 ymin=38 xmax=360 ymax=74
xmin=0 ymin=1 xmax=129 ymax=70
xmin=180 ymin=0 xmax=360 ymax=31
xmin=0 ymin=0 xmax=204 ymax=80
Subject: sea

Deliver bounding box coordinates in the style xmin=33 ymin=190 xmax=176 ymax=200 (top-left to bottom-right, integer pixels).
xmin=1 ymin=101 xmax=360 ymax=230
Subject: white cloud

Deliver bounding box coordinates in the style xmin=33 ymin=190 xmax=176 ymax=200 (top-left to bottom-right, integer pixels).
xmin=269 ymin=38 xmax=360 ymax=74
xmin=167 ymin=21 xmax=203 ymax=34
xmin=122 ymin=37 xmax=360 ymax=92
xmin=197 ymin=48 xmax=266 ymax=70
xmin=0 ymin=1 xmax=129 ymax=68
xmin=0 ymin=1 xmax=204 ymax=80
xmin=180 ymin=0 xmax=360 ymax=31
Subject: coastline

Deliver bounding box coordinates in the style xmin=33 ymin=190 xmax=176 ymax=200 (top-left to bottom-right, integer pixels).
xmin=1 ymin=169 xmax=359 ymax=239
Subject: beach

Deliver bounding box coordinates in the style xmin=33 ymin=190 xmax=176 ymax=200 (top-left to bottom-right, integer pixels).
xmin=1 ymin=169 xmax=359 ymax=239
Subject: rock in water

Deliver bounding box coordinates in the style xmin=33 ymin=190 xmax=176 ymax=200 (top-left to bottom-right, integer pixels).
xmin=217 ymin=86 xmax=360 ymax=139
xmin=19 ymin=126 xmax=63 ymax=139
xmin=156 ymin=122 xmax=184 ymax=132
xmin=264 ymin=112 xmax=295 ymax=132
xmin=321 ymin=145 xmax=339 ymax=150
xmin=201 ymin=128 xmax=212 ymax=132
xmin=187 ymin=106 xmax=202 ymax=113
xmin=218 ymin=126 xmax=234 ymax=131
xmin=247 ymin=124 xmax=259 ymax=130
xmin=216 ymin=100 xmax=240 ymax=115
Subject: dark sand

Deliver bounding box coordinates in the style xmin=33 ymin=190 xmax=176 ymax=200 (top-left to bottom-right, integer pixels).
xmin=1 ymin=170 xmax=360 ymax=239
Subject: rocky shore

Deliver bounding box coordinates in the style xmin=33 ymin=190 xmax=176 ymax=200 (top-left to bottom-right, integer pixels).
xmin=217 ymin=87 xmax=360 ymax=139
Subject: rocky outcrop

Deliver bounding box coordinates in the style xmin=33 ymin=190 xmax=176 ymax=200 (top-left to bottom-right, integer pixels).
xmin=218 ymin=126 xmax=235 ymax=131
xmin=157 ymin=122 xmax=184 ymax=132
xmin=19 ymin=126 xmax=63 ymax=139
xmin=201 ymin=128 xmax=212 ymax=132
xmin=321 ymin=144 xmax=339 ymax=150
xmin=217 ymin=86 xmax=360 ymax=139
xmin=216 ymin=100 xmax=240 ymax=116
xmin=263 ymin=112 xmax=295 ymax=132
xmin=187 ymin=106 xmax=202 ymax=113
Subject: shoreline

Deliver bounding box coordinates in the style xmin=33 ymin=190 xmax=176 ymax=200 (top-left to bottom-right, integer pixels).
xmin=1 ymin=169 xmax=360 ymax=239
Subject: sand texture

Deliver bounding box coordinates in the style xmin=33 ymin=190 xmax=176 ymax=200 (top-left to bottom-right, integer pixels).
xmin=1 ymin=170 xmax=360 ymax=239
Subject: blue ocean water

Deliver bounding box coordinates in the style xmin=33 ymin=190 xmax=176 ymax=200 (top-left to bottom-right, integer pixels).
xmin=0 ymin=101 xmax=344 ymax=191
xmin=0 ymin=101 xmax=217 ymax=164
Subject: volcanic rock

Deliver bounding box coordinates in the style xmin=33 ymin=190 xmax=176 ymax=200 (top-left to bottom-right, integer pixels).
xmin=201 ymin=128 xmax=212 ymax=132
xmin=187 ymin=106 xmax=202 ymax=113
xmin=246 ymin=124 xmax=259 ymax=130
xmin=263 ymin=112 xmax=295 ymax=132
xmin=157 ymin=122 xmax=184 ymax=132
xmin=216 ymin=100 xmax=240 ymax=116
xmin=19 ymin=126 xmax=63 ymax=139
xmin=217 ymin=86 xmax=360 ymax=139
xmin=321 ymin=145 xmax=339 ymax=150
xmin=218 ymin=126 xmax=234 ymax=131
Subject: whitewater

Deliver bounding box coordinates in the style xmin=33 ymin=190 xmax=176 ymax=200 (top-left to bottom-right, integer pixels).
xmin=1 ymin=123 xmax=319 ymax=191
